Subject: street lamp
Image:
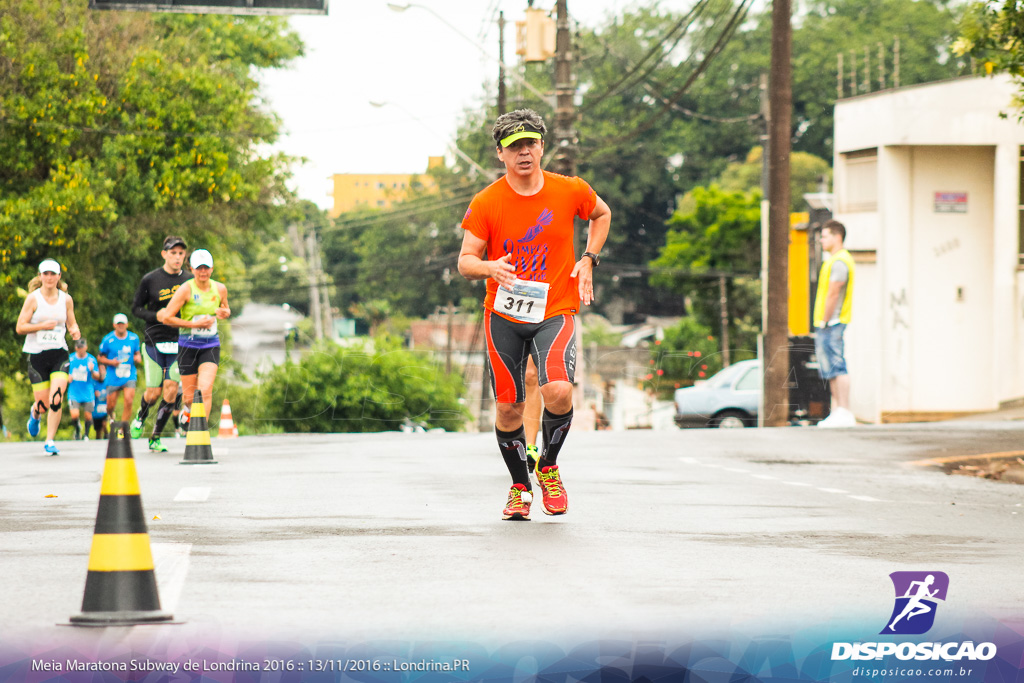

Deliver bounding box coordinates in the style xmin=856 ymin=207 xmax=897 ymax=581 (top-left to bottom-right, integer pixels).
xmin=386 ymin=2 xmax=555 ymax=109
xmin=369 ymin=100 xmax=491 ymax=178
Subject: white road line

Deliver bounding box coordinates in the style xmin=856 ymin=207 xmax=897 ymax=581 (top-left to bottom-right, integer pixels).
xmin=150 ymin=542 xmax=192 ymax=613
xmin=678 ymin=457 xmax=879 ymax=502
xmin=174 ymin=487 xmax=211 ymax=502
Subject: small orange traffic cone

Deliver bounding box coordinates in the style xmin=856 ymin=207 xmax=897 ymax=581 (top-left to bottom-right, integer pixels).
xmin=218 ymin=399 xmax=237 ymax=439
xmin=180 ymin=390 xmax=217 ymax=465
xmin=70 ymin=423 xmax=174 ymax=626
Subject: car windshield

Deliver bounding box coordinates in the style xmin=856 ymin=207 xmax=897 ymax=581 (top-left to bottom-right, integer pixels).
xmin=704 ymin=362 xmax=752 ymax=389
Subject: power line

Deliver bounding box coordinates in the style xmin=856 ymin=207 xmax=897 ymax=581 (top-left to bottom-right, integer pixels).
xmin=581 ymin=0 xmax=711 ymax=112
xmin=585 ymin=0 xmax=756 ymax=160
xmin=325 ymin=188 xmax=482 ymax=234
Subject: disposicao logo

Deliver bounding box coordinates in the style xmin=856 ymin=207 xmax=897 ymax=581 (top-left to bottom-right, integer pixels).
xmin=882 ymin=571 xmax=948 ymax=635
xmin=830 ymin=571 xmax=997 ymax=662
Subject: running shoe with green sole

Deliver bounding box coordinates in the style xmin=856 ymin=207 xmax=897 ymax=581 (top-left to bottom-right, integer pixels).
xmin=129 ymin=417 xmax=144 ymax=439
xmin=502 ymin=483 xmax=533 ymax=521
xmin=148 ymin=437 xmax=168 ymax=453
xmin=536 ymin=465 xmax=568 ymax=515
xmin=526 ymin=443 xmax=539 ymax=474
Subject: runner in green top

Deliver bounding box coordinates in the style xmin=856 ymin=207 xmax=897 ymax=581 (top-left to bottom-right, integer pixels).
xmin=157 ymin=249 xmax=230 ymax=425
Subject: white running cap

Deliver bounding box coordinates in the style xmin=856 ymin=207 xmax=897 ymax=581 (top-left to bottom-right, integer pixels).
xmin=190 ymin=249 xmax=213 ymax=269
xmin=38 ymin=259 xmax=60 ymax=274
xmin=113 ymin=313 xmax=128 ymax=325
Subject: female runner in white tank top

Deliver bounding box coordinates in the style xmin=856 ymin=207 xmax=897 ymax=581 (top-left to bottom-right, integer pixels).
xmin=15 ymin=259 xmax=81 ymax=455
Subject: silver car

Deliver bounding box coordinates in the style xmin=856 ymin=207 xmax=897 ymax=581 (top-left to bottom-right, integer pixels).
xmin=673 ymin=359 xmax=761 ymax=428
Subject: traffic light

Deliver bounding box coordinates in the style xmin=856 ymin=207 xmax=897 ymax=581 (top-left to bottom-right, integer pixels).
xmin=88 ymin=0 xmax=327 ymax=15
xmin=515 ymin=7 xmax=555 ymax=62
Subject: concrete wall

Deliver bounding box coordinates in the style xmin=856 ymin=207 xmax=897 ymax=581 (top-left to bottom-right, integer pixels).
xmin=908 ymin=146 xmax=995 ymax=411
xmin=834 ymin=76 xmax=1024 ymax=420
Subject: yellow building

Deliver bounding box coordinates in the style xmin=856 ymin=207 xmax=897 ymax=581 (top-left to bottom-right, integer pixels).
xmin=328 ymin=156 xmax=444 ymax=218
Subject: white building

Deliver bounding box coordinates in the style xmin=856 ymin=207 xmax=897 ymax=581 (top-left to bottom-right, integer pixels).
xmin=832 ymin=74 xmax=1024 ymax=422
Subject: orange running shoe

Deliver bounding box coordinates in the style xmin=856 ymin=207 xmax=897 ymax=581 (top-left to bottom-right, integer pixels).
xmin=502 ymin=483 xmax=533 ymax=521
xmin=536 ymin=465 xmax=568 ymax=515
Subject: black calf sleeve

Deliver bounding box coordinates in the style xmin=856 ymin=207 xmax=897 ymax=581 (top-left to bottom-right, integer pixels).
xmin=137 ymin=397 xmax=157 ymax=422
xmin=539 ymin=407 xmax=573 ymax=468
xmin=152 ymin=400 xmax=175 ymax=439
xmin=496 ymin=425 xmax=531 ymax=490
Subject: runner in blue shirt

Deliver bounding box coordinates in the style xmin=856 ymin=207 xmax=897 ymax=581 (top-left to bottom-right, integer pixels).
xmin=67 ymin=339 xmax=101 ymax=440
xmin=98 ymin=314 xmax=142 ymax=426
xmin=92 ymin=376 xmax=109 ymax=439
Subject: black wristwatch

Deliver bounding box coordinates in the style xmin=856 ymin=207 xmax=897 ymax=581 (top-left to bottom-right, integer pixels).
xmin=582 ymin=251 xmax=601 ymax=267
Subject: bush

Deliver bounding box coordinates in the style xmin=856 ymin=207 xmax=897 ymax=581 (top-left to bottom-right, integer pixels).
xmin=649 ymin=318 xmax=759 ymax=397
xmin=227 ymin=338 xmax=468 ymax=433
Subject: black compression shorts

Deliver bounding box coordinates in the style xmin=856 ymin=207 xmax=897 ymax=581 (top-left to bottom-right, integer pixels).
xmin=27 ymin=349 xmax=71 ymax=387
xmin=484 ymin=310 xmax=577 ymax=404
xmin=177 ymin=345 xmax=220 ymax=376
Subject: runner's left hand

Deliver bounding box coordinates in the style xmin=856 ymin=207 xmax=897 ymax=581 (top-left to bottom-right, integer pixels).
xmin=571 ymin=258 xmax=595 ymax=305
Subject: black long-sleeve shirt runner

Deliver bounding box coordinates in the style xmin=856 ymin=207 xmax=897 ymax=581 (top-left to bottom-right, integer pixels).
xmin=132 ymin=267 xmax=191 ymax=345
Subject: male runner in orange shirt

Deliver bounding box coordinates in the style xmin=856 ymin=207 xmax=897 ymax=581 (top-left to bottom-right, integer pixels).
xmin=459 ymin=109 xmax=611 ymax=520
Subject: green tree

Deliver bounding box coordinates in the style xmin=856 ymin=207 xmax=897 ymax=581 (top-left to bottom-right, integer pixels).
xmin=322 ymin=164 xmax=485 ymax=321
xmin=651 ymin=185 xmax=761 ymax=278
xmin=786 ymin=0 xmax=968 ymax=159
xmin=956 ymin=1 xmax=1024 ymax=111
xmin=649 ymin=184 xmax=762 ymax=353
xmin=240 ymin=338 xmax=467 ymax=433
xmin=0 ymin=0 xmax=302 ymax=375
xmin=716 ymin=146 xmax=832 ymax=212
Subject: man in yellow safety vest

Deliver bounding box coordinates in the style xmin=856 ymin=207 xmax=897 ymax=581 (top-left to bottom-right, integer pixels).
xmin=813 ymin=220 xmax=856 ymax=428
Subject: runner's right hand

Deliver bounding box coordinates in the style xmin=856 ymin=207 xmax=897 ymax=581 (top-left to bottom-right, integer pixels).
xmin=490 ymin=253 xmax=516 ymax=288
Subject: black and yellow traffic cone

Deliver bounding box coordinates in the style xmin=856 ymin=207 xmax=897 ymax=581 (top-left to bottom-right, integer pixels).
xmin=70 ymin=423 xmax=174 ymax=626
xmin=180 ymin=389 xmax=217 ymax=465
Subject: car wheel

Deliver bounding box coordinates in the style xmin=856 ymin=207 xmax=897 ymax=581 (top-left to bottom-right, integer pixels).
xmin=711 ymin=410 xmax=751 ymax=429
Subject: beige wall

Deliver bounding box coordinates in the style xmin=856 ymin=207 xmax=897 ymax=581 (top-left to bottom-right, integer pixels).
xmin=907 ymin=146 xmax=995 ymax=411
xmin=834 ymin=76 xmax=1024 ymax=420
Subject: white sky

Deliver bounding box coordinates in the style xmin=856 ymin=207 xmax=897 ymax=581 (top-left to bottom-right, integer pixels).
xmin=259 ymin=0 xmax=665 ymax=210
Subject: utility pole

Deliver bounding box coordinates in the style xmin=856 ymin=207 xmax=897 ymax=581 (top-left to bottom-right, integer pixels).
xmin=314 ymin=230 xmax=334 ymax=340
xmin=498 ymin=11 xmax=507 ymax=114
xmin=551 ymin=0 xmax=587 ymax=418
xmin=305 ymin=228 xmax=323 ymax=341
xmin=443 ymin=268 xmax=454 ymax=374
xmin=718 ymin=275 xmax=731 ymax=367
xmin=552 ymin=0 xmax=576 ymax=177
xmin=763 ymin=0 xmax=792 ymax=427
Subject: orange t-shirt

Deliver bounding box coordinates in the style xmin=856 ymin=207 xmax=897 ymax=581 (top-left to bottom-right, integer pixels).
xmin=462 ymin=171 xmax=598 ymax=322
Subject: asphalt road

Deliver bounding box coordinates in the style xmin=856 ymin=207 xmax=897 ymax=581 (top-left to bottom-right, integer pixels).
xmin=2 ymin=422 xmax=1022 ymax=655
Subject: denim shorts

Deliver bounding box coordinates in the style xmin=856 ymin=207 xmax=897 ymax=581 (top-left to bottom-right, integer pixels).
xmin=815 ymin=323 xmax=848 ymax=380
